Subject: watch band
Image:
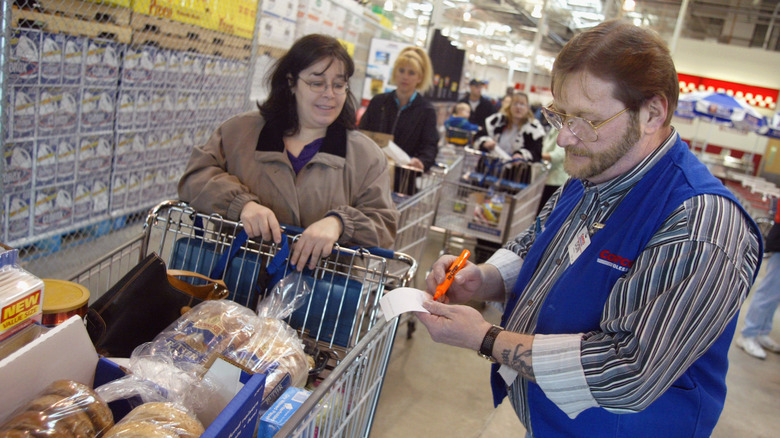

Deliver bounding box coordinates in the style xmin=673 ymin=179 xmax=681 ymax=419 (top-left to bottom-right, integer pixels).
xmin=478 ymin=325 xmax=503 ymax=362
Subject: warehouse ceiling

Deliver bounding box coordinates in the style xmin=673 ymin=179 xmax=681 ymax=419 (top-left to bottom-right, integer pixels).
xmin=373 ymin=0 xmax=780 ymax=73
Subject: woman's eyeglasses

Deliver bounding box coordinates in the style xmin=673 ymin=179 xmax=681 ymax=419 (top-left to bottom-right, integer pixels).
xmin=298 ymin=77 xmax=349 ymax=95
xmin=541 ymin=105 xmax=628 ymax=142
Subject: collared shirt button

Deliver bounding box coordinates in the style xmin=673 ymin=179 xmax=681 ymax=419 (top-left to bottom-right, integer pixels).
xmin=580 ymin=213 xmax=587 ymax=220
xmin=556 ymin=258 xmax=562 ymax=265
xmin=527 ymin=299 xmax=534 ymax=306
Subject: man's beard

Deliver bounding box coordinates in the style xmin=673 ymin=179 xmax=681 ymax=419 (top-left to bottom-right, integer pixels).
xmin=563 ymin=113 xmax=641 ymax=181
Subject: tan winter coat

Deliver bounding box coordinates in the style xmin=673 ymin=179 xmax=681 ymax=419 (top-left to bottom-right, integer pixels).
xmin=178 ymin=111 xmax=398 ymax=248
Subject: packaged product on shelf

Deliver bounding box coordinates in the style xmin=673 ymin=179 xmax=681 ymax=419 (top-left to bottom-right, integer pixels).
xmin=141 ymin=168 xmax=160 ymax=202
xmin=166 ymin=52 xmax=182 ymax=88
xmin=109 ymin=172 xmax=128 ymax=214
xmin=145 ymin=130 xmax=164 ymax=166
xmin=0 ymin=249 xmax=45 ymax=342
xmin=40 ymin=32 xmax=64 ymax=85
xmin=3 ymin=139 xmax=34 ymax=193
xmin=115 ymin=88 xmax=136 ymax=131
xmin=120 ymin=45 xmax=154 ymax=88
xmin=91 ymin=174 xmax=110 ymax=218
xmin=150 ymin=90 xmax=175 ymax=128
xmin=78 ymin=133 xmax=113 ymax=175
xmin=114 ymin=131 xmax=145 ymax=171
xmin=35 ymin=139 xmax=57 ymax=188
xmin=180 ymin=53 xmax=203 ymax=90
xmin=62 ymin=34 xmax=85 ymax=86
xmin=3 ymin=191 xmax=32 ymax=245
xmin=33 ymin=184 xmax=74 ymax=234
xmin=7 ymin=29 xmax=41 ymax=86
xmin=134 ymin=89 xmax=151 ymax=130
xmin=55 ymin=135 xmax=78 ymax=184
xmin=151 ymin=49 xmax=169 ymax=88
xmin=126 ymin=171 xmax=142 ymax=210
xmin=84 ymin=38 xmax=121 ymax=87
xmin=80 ymin=88 xmax=117 ymax=133
xmin=7 ymin=86 xmax=38 ymax=141
xmin=72 ymin=179 xmax=92 ymax=224
xmin=38 ymin=86 xmax=79 ymax=137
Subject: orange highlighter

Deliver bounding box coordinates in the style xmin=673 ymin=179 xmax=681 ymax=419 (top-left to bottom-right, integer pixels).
xmin=433 ymin=249 xmax=471 ymax=301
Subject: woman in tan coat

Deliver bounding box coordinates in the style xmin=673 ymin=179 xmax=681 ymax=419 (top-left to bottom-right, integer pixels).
xmin=179 ymin=34 xmax=398 ymax=270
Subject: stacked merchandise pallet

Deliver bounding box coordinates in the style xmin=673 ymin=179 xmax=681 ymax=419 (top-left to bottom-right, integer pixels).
xmin=2 ymin=0 xmax=252 ymax=256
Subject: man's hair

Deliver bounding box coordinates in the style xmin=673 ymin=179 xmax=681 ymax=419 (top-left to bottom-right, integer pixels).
xmin=551 ymin=19 xmax=679 ymax=126
xmin=391 ymin=46 xmax=434 ymax=93
xmin=258 ymin=34 xmax=357 ymax=135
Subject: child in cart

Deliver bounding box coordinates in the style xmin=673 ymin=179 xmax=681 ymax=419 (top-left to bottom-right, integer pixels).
xmin=178 ymin=34 xmax=399 ymax=271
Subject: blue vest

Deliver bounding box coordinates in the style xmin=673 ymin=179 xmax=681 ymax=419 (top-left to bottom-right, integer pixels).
xmin=492 ymin=137 xmax=761 ymax=437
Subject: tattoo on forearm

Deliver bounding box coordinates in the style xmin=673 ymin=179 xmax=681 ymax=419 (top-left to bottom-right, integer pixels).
xmin=501 ymin=344 xmax=533 ymax=378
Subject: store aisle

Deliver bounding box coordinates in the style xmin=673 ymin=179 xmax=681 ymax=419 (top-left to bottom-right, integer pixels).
xmin=371 ymin=230 xmax=780 ymax=438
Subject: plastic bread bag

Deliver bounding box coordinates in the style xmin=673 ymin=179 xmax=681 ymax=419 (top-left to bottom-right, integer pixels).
xmin=102 ymin=402 xmax=204 ymax=438
xmin=222 ymin=315 xmax=311 ymax=406
xmin=0 ymin=380 xmax=114 ymax=437
xmin=95 ymin=300 xmax=260 ymax=417
xmin=256 ymin=271 xmax=313 ymax=319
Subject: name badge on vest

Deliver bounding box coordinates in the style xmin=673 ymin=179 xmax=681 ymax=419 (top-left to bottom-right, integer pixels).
xmin=568 ymin=225 xmax=591 ymax=264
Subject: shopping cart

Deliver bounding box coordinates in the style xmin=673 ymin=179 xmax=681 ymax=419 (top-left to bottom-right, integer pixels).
xmin=434 ymin=147 xmax=549 ymax=254
xmin=390 ymin=154 xmax=463 ymax=282
xmin=444 ymin=126 xmax=477 ymax=147
xmin=68 ymin=200 xmax=417 ymax=437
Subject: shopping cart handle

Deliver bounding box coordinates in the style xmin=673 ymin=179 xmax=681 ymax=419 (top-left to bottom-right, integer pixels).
xmin=281 ymin=225 xmax=395 ymax=259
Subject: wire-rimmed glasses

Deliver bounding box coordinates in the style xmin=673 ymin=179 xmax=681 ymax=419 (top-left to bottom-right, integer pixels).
xmin=541 ymin=105 xmax=628 ymax=142
xmin=298 ymin=77 xmax=349 ymax=95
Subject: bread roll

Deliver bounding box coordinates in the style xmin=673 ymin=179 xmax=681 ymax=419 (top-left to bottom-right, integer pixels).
xmin=43 ymin=380 xmax=114 ymax=434
xmin=226 ymin=317 xmax=309 ymax=398
xmin=0 ymin=379 xmax=113 ymax=437
xmin=103 ymin=421 xmax=178 ymax=437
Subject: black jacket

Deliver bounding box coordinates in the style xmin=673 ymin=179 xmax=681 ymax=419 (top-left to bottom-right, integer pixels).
xmin=359 ymin=91 xmax=439 ymax=171
xmin=765 ymin=222 xmax=780 ymax=252
xmin=459 ymin=94 xmax=495 ymax=129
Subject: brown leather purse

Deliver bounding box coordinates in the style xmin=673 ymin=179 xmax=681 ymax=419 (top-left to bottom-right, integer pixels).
xmin=86 ymin=253 xmax=229 ymax=357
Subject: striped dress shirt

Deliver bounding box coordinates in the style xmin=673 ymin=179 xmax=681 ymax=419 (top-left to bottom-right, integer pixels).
xmin=485 ymin=129 xmax=761 ymax=433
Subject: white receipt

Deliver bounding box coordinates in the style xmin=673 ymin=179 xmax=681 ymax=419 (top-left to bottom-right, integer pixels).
xmin=379 ymin=287 xmax=431 ymax=321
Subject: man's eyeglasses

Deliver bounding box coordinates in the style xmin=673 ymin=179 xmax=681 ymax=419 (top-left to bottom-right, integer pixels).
xmin=541 ymin=105 xmax=628 ymax=142
xmin=298 ymin=77 xmax=349 ymax=95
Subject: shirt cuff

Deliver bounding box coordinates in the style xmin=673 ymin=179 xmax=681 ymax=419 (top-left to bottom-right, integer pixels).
xmin=485 ymin=248 xmax=522 ymax=297
xmin=532 ymin=334 xmax=598 ymax=419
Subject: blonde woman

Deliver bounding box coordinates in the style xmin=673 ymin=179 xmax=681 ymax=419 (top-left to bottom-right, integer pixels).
xmin=474 ymin=91 xmax=545 ymax=162
xmin=358 ymin=46 xmax=439 ymax=171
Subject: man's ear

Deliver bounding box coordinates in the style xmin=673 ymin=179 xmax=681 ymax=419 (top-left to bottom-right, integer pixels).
xmin=642 ymin=95 xmax=668 ymax=134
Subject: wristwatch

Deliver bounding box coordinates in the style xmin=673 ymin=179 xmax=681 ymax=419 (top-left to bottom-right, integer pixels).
xmin=478 ymin=325 xmax=504 ymax=362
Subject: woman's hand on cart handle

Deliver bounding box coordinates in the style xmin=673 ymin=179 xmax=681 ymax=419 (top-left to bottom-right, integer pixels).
xmin=425 ymin=254 xmax=482 ymax=305
xmin=240 ymin=201 xmax=282 ymax=244
xmin=290 ymin=216 xmax=343 ymax=271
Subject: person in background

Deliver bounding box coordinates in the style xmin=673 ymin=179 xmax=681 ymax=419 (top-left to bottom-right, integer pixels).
xmin=735 ymin=206 xmax=780 ymax=359
xmin=445 ymin=102 xmax=480 ymax=132
xmin=474 ymin=91 xmax=546 ymax=162
xmin=460 ymin=78 xmax=496 ymax=129
xmin=415 ymin=19 xmax=761 ymax=437
xmin=358 ymin=46 xmax=438 ymax=171
xmin=536 ymin=128 xmax=566 ymax=215
xmin=178 ymin=34 xmax=398 ymax=270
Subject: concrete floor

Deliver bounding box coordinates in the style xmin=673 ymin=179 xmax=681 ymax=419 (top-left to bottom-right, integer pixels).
xmin=371 ymin=230 xmax=780 ymax=437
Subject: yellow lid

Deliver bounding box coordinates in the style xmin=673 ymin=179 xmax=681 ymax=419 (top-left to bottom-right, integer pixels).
xmin=41 ymin=279 xmax=90 ymax=314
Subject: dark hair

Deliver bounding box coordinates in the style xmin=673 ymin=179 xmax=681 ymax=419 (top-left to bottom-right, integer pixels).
xmin=551 ymin=19 xmax=679 ymax=126
xmin=258 ymin=34 xmax=357 ymax=135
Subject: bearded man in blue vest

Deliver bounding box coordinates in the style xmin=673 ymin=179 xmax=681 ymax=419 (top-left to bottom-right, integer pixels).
xmin=416 ymin=19 xmax=762 ymax=438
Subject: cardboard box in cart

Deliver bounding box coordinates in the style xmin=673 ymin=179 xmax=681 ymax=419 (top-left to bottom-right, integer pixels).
xmin=0 ymin=316 xmax=268 ymax=437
